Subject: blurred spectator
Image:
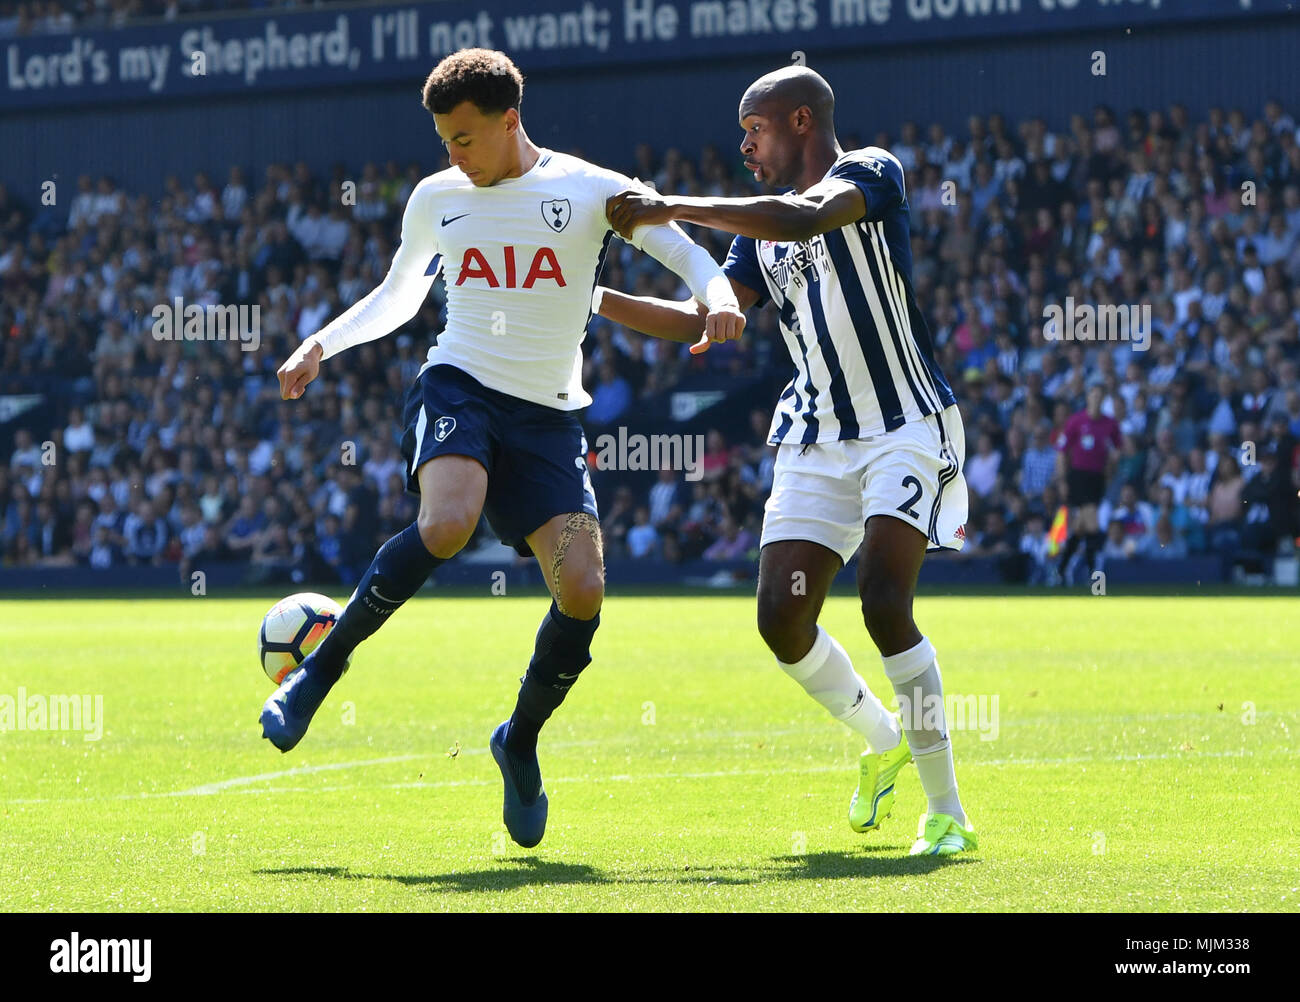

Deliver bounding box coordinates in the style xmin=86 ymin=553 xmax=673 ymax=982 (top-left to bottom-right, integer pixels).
xmin=1101 ymin=520 xmax=1138 ymax=563
xmin=701 ymin=512 xmax=756 ymax=561
xmin=1138 ymin=515 xmax=1189 ymax=559
xmin=224 ymin=494 xmax=265 ymax=557
xmin=965 ymin=433 xmax=1002 ymax=499
xmin=123 ymin=498 xmax=168 ymax=566
xmin=586 ymin=359 xmax=632 ymax=425
xmin=1206 ymin=456 xmax=1247 ymax=555
xmin=700 ymin=430 xmax=729 ymax=482
xmin=62 ymin=408 xmax=94 ymax=453
xmin=648 ymin=468 xmax=683 ymax=529
xmin=1019 ymin=512 xmax=1050 ymax=584
xmin=626 ymin=507 xmax=660 ymax=559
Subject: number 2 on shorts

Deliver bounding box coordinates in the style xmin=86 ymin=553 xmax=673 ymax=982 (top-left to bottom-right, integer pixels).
xmin=896 ymin=475 xmax=923 ymax=520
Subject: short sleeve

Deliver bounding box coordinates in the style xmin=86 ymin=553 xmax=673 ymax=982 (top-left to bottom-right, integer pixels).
xmin=828 ymin=151 xmax=905 ymax=222
xmin=722 ymin=235 xmax=769 ymax=307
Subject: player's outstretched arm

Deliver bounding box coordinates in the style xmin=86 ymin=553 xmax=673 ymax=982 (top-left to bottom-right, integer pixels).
xmin=594 ymin=279 xmax=758 ymax=355
xmin=277 ymin=182 xmax=441 ymax=400
xmin=621 ymin=219 xmax=750 ymax=351
xmin=606 ymin=178 xmax=866 ymax=243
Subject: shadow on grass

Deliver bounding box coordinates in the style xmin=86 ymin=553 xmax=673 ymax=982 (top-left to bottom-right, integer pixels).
xmin=256 ymin=846 xmax=975 ymax=894
xmin=769 ymin=850 xmax=978 ymax=878
xmin=257 ymin=859 xmax=609 ymax=892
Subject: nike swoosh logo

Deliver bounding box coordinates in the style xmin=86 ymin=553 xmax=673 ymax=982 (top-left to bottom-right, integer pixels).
xmin=557 ymin=672 xmax=580 ymax=680
xmin=441 ymin=212 xmax=470 ymax=226
xmin=370 ymin=585 xmax=402 ymax=603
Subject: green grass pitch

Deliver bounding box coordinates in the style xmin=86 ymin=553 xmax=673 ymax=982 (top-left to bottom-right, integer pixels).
xmin=1 ymin=593 xmax=1296 ymax=912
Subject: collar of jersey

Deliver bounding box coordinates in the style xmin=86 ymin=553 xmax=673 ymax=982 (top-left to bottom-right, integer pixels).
xmin=473 ymin=147 xmax=552 ymax=187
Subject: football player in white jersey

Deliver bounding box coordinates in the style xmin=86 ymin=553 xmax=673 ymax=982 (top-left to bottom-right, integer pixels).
xmin=259 ymin=48 xmax=744 ymax=849
xmin=599 ymin=66 xmax=976 ymax=856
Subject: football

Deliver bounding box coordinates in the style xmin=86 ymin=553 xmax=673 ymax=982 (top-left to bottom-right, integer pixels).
xmin=258 ymin=592 xmax=348 ymax=685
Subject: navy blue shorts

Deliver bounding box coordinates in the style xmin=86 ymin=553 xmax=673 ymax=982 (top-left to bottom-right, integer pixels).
xmin=398 ymin=364 xmax=598 ymax=557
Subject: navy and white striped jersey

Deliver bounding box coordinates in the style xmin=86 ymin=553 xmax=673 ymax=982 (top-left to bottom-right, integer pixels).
xmin=723 ymin=147 xmax=956 ymax=445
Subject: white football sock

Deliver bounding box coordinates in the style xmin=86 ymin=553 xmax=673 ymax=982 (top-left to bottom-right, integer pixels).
xmin=778 ymin=626 xmax=900 ymax=754
xmin=914 ymin=740 xmax=964 ymax=824
xmin=881 ymin=635 xmax=966 ymax=825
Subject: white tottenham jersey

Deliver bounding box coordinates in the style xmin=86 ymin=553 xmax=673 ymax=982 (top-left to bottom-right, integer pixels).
xmin=309 ymin=149 xmax=727 ymax=410
xmin=723 ymin=147 xmax=957 ymax=444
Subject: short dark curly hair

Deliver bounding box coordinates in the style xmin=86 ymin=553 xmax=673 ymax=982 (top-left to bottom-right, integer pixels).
xmin=422 ymin=48 xmax=524 ymax=117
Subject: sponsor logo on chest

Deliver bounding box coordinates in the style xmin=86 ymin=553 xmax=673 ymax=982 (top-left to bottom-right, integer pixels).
xmin=763 ymin=237 xmax=829 ymax=293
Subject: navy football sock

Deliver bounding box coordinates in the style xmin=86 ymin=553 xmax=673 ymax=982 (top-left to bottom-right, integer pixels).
xmin=506 ymin=600 xmax=600 ymax=755
xmin=311 ymin=522 xmax=444 ymax=681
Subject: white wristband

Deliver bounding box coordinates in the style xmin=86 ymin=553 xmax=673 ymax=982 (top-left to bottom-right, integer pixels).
xmin=591 ymin=286 xmax=606 ymax=315
xmin=702 ymin=274 xmax=739 ymax=313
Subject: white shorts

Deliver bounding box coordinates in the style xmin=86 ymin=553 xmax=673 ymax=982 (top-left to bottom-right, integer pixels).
xmin=760 ymin=404 xmax=970 ymax=564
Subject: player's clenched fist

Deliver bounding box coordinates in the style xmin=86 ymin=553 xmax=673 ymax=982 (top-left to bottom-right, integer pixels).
xmin=606 ymin=189 xmax=679 ymax=239
xmin=692 ymin=304 xmax=746 ymax=355
xmin=277 ymin=340 xmax=323 ymax=400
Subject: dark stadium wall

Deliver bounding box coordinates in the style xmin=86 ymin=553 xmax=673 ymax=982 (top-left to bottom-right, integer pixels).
xmin=3 ymin=15 xmax=1297 ymax=201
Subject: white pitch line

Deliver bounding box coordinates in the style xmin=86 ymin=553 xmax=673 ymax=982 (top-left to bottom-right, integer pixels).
xmin=0 ymin=727 xmax=822 ymax=805
xmin=225 ymin=747 xmax=1293 ymax=796
xmin=8 ymin=746 xmax=1293 ymax=805
xmin=174 ymin=753 xmax=426 ymax=796
xmin=1 ymin=753 xmax=425 ymax=805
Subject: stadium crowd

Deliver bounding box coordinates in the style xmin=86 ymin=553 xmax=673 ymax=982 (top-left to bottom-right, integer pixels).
xmin=3 ymin=98 xmax=1300 ymax=585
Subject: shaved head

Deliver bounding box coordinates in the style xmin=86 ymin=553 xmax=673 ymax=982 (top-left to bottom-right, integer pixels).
xmin=736 ymin=66 xmax=839 ymax=190
xmin=740 ymin=66 xmax=835 ymax=129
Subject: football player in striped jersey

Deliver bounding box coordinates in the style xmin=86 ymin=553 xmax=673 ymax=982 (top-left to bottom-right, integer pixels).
xmin=599 ymin=66 xmax=976 ymax=856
